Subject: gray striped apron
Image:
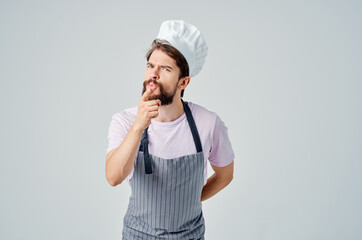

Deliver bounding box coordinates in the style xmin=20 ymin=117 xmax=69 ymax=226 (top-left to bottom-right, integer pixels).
xmin=122 ymin=99 xmax=205 ymax=239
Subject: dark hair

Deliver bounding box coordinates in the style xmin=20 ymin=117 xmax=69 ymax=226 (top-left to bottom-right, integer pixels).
xmin=145 ymin=39 xmax=189 ymax=98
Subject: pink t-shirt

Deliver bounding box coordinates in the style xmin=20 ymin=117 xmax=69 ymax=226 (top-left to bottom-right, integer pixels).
xmin=106 ymin=101 xmax=235 ymax=186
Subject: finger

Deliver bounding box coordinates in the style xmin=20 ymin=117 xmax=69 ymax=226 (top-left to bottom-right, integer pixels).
xmin=145 ymin=100 xmax=161 ymax=107
xmin=147 ymin=105 xmax=159 ymax=112
xmin=141 ymin=88 xmax=153 ymax=101
xmin=148 ymin=110 xmax=159 ymax=119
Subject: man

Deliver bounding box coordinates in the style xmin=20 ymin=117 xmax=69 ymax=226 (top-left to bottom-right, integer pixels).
xmin=106 ymin=20 xmax=234 ymax=239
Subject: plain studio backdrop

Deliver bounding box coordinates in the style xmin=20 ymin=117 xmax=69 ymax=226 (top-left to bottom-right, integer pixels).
xmin=1 ymin=0 xmax=361 ymax=239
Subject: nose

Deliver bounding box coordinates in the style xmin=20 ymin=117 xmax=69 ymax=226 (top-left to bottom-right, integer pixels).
xmin=149 ymin=67 xmax=160 ymax=80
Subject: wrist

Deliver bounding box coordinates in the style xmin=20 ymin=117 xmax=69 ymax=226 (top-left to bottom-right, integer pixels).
xmin=131 ymin=123 xmax=145 ymax=135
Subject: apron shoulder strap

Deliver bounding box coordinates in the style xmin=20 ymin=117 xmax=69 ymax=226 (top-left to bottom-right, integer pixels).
xmin=141 ymin=99 xmax=203 ymax=175
xmin=141 ymin=127 xmax=152 ymax=174
xmin=181 ymin=99 xmax=203 ymax=153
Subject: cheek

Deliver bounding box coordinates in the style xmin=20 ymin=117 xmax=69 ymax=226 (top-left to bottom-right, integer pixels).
xmin=164 ymin=81 xmax=179 ymax=93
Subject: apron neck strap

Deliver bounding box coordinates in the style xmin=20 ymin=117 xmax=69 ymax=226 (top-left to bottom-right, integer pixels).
xmin=181 ymin=98 xmax=203 ymax=153
xmin=140 ymin=99 xmax=203 ymax=174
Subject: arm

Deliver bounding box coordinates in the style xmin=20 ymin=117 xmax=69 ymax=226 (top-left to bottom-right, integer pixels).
xmin=105 ymin=88 xmax=161 ymax=187
xmin=200 ymin=160 xmax=234 ymax=202
xmin=105 ymin=125 xmax=144 ymax=186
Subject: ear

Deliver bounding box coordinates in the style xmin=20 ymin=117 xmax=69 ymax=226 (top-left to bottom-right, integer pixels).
xmin=178 ymin=76 xmax=191 ymax=91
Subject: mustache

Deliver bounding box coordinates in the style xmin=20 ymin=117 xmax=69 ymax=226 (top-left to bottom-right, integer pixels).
xmin=142 ymin=79 xmax=164 ymax=95
xmin=144 ymin=79 xmax=158 ymax=86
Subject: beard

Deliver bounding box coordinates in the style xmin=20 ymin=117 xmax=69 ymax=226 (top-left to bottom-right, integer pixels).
xmin=142 ymin=79 xmax=178 ymax=106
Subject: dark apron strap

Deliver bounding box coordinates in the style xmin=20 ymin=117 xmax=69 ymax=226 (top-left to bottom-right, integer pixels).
xmin=141 ymin=127 xmax=153 ymax=174
xmin=140 ymin=99 xmax=203 ymax=174
xmin=181 ymin=98 xmax=203 ymax=153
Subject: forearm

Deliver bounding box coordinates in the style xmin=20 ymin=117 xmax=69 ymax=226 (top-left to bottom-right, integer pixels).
xmin=106 ymin=124 xmax=144 ymax=186
xmin=200 ymin=173 xmax=232 ymax=202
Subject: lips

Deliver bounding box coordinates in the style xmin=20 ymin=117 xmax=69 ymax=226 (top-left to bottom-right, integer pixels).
xmin=147 ymin=82 xmax=158 ymax=90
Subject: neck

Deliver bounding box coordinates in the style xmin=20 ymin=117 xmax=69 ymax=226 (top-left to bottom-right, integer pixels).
xmin=153 ymin=96 xmax=185 ymax=122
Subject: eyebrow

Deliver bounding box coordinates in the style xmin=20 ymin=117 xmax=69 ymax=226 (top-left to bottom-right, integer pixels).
xmin=147 ymin=62 xmax=174 ymax=70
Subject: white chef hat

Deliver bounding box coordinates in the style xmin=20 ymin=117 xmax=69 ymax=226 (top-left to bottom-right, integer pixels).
xmin=155 ymin=20 xmax=208 ymax=78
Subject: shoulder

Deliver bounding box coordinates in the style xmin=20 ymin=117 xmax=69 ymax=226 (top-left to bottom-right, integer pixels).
xmin=188 ymin=101 xmax=218 ymax=120
xmin=111 ymin=105 xmax=138 ymax=125
xmin=188 ymin=101 xmax=219 ymax=131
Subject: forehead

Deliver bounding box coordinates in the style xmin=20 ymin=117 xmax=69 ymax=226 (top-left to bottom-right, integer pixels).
xmin=149 ymin=49 xmax=177 ymax=68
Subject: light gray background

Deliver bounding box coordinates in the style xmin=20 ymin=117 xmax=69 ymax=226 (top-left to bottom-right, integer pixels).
xmin=1 ymin=0 xmax=361 ymax=239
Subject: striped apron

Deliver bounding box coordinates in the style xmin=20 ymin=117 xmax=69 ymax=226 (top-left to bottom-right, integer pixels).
xmin=122 ymin=99 xmax=205 ymax=239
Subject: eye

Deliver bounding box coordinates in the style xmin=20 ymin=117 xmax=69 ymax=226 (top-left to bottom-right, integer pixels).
xmin=147 ymin=64 xmax=153 ymax=68
xmin=162 ymin=67 xmax=170 ymax=72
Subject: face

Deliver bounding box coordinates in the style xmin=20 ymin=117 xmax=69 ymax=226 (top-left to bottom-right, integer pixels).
xmin=142 ymin=49 xmax=181 ymax=105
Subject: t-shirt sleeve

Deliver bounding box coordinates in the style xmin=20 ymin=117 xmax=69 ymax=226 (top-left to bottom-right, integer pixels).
xmin=106 ymin=112 xmax=131 ymax=155
xmin=208 ymin=114 xmax=235 ymax=167
xmin=106 ymin=112 xmax=137 ymax=184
